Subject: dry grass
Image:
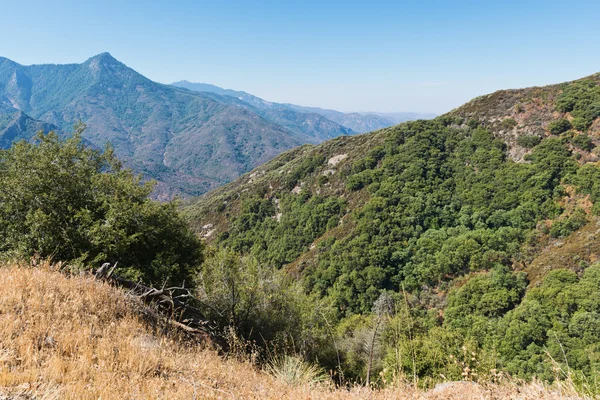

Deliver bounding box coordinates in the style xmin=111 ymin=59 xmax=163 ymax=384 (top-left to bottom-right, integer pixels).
xmin=0 ymin=262 xmax=590 ymax=399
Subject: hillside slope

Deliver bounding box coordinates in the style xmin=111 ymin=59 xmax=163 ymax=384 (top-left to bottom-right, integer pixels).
xmin=0 ymin=105 xmax=58 ymax=148
xmin=186 ymin=72 xmax=600 ymax=279
xmin=0 ymin=263 xmax=580 ymax=399
xmin=0 ymin=54 xmax=352 ymax=199
xmin=448 ymin=72 xmax=600 ymax=160
xmin=183 ymin=73 xmax=600 ymax=383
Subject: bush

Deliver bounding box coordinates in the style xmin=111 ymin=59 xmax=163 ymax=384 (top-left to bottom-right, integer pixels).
xmin=548 ymin=118 xmax=572 ymax=135
xmin=266 ymin=356 xmax=328 ymax=387
xmin=549 ymin=208 xmax=588 ymax=238
xmin=501 ymin=118 xmax=517 ymax=130
xmin=195 ymin=247 xmax=306 ymax=345
xmin=467 ymin=118 xmax=479 ymax=129
xmin=516 ymin=135 xmax=541 ymax=148
xmin=572 ymin=117 xmax=593 ymax=132
xmin=0 ymin=129 xmax=203 ymax=286
xmin=571 ymin=134 xmax=594 ymax=151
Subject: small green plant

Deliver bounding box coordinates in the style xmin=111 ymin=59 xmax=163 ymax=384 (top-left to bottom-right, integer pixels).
xmin=572 ymin=117 xmax=592 ymax=132
xmin=549 ymin=208 xmax=588 ymax=238
xmin=467 ymin=118 xmax=479 ymax=129
xmin=318 ymin=174 xmax=329 ymax=186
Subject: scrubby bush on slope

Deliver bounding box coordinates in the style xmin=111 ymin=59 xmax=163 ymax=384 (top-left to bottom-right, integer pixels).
xmin=0 ymin=127 xmax=202 ymax=286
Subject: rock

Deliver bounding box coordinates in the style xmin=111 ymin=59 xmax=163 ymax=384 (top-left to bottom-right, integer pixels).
xmin=328 ymin=154 xmax=348 ymax=166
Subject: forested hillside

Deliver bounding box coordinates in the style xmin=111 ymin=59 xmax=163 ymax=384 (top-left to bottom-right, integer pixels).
xmin=183 ymin=73 xmax=600 ymax=388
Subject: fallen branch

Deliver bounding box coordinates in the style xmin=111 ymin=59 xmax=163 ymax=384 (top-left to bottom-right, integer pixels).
xmin=94 ymin=263 xmax=226 ymax=351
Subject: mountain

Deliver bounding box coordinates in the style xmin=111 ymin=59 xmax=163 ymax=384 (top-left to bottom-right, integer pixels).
xmin=448 ymin=72 xmax=600 ymax=160
xmin=186 ymin=72 xmax=600 ymax=290
xmin=285 ymin=104 xmax=437 ymax=133
xmin=171 ymin=80 xmax=434 ymax=134
xmin=175 ymin=86 xmax=355 ymax=143
xmin=0 ymin=103 xmax=58 ymax=148
xmin=363 ymin=111 xmax=438 ymax=124
xmin=0 ymin=54 xmax=352 ymax=199
xmin=184 ymin=72 xmax=600 ymax=381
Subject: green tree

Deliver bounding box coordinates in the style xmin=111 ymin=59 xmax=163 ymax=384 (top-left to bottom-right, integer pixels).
xmin=0 ymin=127 xmax=203 ymax=286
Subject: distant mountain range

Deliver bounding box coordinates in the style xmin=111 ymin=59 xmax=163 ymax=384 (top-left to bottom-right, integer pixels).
xmin=0 ymin=53 xmax=433 ymax=198
xmin=172 ymin=80 xmax=436 ymax=134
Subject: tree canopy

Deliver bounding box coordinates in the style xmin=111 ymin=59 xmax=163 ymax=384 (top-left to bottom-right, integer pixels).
xmin=0 ymin=127 xmax=203 ymax=286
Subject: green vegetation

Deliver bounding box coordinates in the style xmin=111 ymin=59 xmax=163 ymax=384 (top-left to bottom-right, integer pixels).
xmin=0 ymin=128 xmax=202 ymax=286
xmin=216 ymin=120 xmax=576 ymax=314
xmin=516 ymin=135 xmax=541 ymax=148
xmin=548 ymin=118 xmax=572 ymax=135
xmin=220 ymin=193 xmax=346 ymax=267
xmin=571 ymin=134 xmax=595 ymax=151
xmin=556 ymin=79 xmax=600 ymax=131
xmin=501 ymin=117 xmax=517 ymax=130
xmin=187 ymin=114 xmax=600 ymax=389
xmin=549 ymin=208 xmax=588 ymax=238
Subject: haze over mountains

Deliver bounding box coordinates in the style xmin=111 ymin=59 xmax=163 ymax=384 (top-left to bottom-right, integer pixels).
xmin=0 ymin=53 xmax=433 ymax=199
xmin=172 ymin=80 xmax=435 ymax=134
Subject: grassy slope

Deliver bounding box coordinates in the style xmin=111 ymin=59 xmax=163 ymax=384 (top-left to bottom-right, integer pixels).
xmin=0 ymin=263 xmax=583 ymax=399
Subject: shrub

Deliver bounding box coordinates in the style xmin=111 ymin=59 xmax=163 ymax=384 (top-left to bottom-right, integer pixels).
xmin=571 ymin=134 xmax=594 ymax=151
xmin=467 ymin=118 xmax=479 ymax=129
xmin=195 ymin=248 xmax=306 ymax=344
xmin=266 ymin=356 xmax=328 ymax=387
xmin=549 ymin=208 xmax=588 ymax=238
xmin=572 ymin=117 xmax=593 ymax=132
xmin=548 ymin=118 xmax=572 ymax=135
xmin=0 ymin=128 xmax=203 ymax=286
xmin=516 ymin=135 xmax=541 ymax=148
xmin=501 ymin=118 xmax=518 ymax=131
xmin=556 ymin=96 xmax=576 ymax=112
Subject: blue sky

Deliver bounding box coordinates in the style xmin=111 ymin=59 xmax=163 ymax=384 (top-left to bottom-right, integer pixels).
xmin=3 ymin=0 xmax=600 ymax=113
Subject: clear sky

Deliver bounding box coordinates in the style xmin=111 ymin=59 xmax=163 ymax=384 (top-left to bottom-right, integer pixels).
xmin=2 ymin=0 xmax=600 ymax=114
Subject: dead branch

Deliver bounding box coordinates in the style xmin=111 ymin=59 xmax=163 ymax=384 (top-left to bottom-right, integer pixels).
xmin=94 ymin=263 xmax=226 ymax=351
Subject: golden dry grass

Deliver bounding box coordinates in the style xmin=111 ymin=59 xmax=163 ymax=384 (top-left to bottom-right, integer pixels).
xmin=0 ymin=262 xmax=589 ymax=399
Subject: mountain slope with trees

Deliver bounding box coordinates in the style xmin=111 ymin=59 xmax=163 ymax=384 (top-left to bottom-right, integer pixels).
xmin=182 ymin=73 xmax=600 ymax=387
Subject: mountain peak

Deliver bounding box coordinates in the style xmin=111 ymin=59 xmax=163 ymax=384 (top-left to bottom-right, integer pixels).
xmin=84 ymin=52 xmax=132 ymax=78
xmin=85 ymin=52 xmax=123 ymax=69
xmin=89 ymin=52 xmax=116 ymax=61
